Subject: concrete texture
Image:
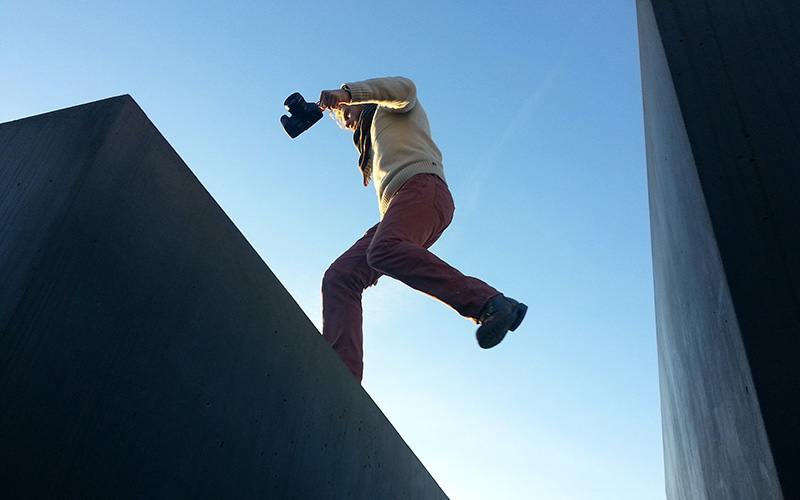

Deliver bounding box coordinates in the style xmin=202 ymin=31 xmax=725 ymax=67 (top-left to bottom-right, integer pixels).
xmin=0 ymin=96 xmax=449 ymax=499
xmin=637 ymin=1 xmax=800 ymax=499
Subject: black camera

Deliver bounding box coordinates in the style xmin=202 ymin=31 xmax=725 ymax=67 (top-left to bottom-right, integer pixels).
xmin=280 ymin=92 xmax=323 ymax=138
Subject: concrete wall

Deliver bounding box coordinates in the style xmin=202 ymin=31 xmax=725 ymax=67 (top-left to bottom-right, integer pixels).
xmin=0 ymin=96 xmax=449 ymax=499
xmin=637 ymin=1 xmax=800 ymax=499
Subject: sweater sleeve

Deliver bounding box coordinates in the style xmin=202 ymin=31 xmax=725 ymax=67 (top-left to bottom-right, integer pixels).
xmin=342 ymin=76 xmax=417 ymax=113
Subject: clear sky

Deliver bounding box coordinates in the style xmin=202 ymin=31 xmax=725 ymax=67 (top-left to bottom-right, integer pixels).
xmin=1 ymin=1 xmax=664 ymax=498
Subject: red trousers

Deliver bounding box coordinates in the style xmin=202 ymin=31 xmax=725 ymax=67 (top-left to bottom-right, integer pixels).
xmin=321 ymin=174 xmax=499 ymax=380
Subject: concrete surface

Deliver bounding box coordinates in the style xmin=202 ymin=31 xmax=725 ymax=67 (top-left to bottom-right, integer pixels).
xmin=638 ymin=1 xmax=800 ymax=499
xmin=0 ymin=96 xmax=449 ymax=499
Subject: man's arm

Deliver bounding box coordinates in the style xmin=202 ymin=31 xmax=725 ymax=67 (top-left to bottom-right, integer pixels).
xmin=344 ymin=77 xmax=417 ymax=112
xmin=320 ymin=77 xmax=418 ymax=113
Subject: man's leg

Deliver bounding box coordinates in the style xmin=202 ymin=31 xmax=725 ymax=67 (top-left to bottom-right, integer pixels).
xmin=366 ymin=174 xmax=500 ymax=320
xmin=321 ymin=224 xmax=382 ymax=381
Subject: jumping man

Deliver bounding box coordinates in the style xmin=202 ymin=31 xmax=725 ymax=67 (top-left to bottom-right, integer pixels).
xmin=318 ymin=76 xmax=527 ymax=382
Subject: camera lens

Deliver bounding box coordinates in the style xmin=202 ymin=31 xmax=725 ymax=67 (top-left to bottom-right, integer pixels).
xmin=284 ymin=93 xmax=305 ymax=113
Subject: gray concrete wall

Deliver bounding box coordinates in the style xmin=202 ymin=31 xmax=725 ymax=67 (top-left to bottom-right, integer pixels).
xmin=637 ymin=1 xmax=800 ymax=499
xmin=0 ymin=96 xmax=449 ymax=499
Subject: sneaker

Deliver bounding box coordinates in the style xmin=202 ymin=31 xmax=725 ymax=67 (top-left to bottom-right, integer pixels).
xmin=475 ymin=294 xmax=528 ymax=349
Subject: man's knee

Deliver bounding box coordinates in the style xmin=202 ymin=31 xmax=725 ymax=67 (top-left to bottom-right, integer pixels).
xmin=323 ymin=260 xmax=377 ymax=294
xmin=322 ymin=263 xmax=348 ymax=293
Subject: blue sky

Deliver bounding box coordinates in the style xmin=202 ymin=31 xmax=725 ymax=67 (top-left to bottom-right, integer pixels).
xmin=1 ymin=1 xmax=664 ymax=498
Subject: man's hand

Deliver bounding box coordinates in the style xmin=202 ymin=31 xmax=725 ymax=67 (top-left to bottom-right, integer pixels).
xmin=319 ymin=88 xmax=351 ymax=110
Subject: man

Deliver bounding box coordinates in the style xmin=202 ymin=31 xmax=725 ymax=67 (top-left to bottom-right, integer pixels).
xmin=318 ymin=76 xmax=527 ymax=382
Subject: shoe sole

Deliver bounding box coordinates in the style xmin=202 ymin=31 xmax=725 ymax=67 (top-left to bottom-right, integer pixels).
xmin=509 ymin=302 xmax=528 ymax=332
xmin=478 ymin=302 xmax=528 ymax=349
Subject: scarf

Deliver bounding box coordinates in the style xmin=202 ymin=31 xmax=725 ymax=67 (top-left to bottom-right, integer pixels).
xmin=353 ymin=103 xmax=378 ymax=187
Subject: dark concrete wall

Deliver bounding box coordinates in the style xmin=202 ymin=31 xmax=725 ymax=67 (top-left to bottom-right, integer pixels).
xmin=0 ymin=96 xmax=449 ymax=499
xmin=637 ymin=1 xmax=800 ymax=499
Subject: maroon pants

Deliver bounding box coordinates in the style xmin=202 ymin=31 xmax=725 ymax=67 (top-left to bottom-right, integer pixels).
xmin=321 ymin=174 xmax=499 ymax=380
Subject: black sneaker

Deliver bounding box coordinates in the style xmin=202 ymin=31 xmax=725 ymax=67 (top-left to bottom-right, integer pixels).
xmin=475 ymin=294 xmax=528 ymax=349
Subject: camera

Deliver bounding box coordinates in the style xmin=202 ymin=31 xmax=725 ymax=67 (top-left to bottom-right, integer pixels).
xmin=280 ymin=92 xmax=323 ymax=138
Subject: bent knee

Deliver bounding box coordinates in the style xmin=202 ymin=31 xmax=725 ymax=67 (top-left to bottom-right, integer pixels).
xmin=322 ymin=264 xmax=347 ymax=292
xmin=322 ymin=261 xmax=378 ymax=293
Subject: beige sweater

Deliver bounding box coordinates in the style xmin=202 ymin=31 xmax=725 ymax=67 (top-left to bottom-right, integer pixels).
xmin=343 ymin=77 xmax=446 ymax=216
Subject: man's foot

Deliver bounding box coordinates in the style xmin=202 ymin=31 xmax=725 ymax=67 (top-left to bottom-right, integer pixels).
xmin=475 ymin=294 xmax=528 ymax=349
